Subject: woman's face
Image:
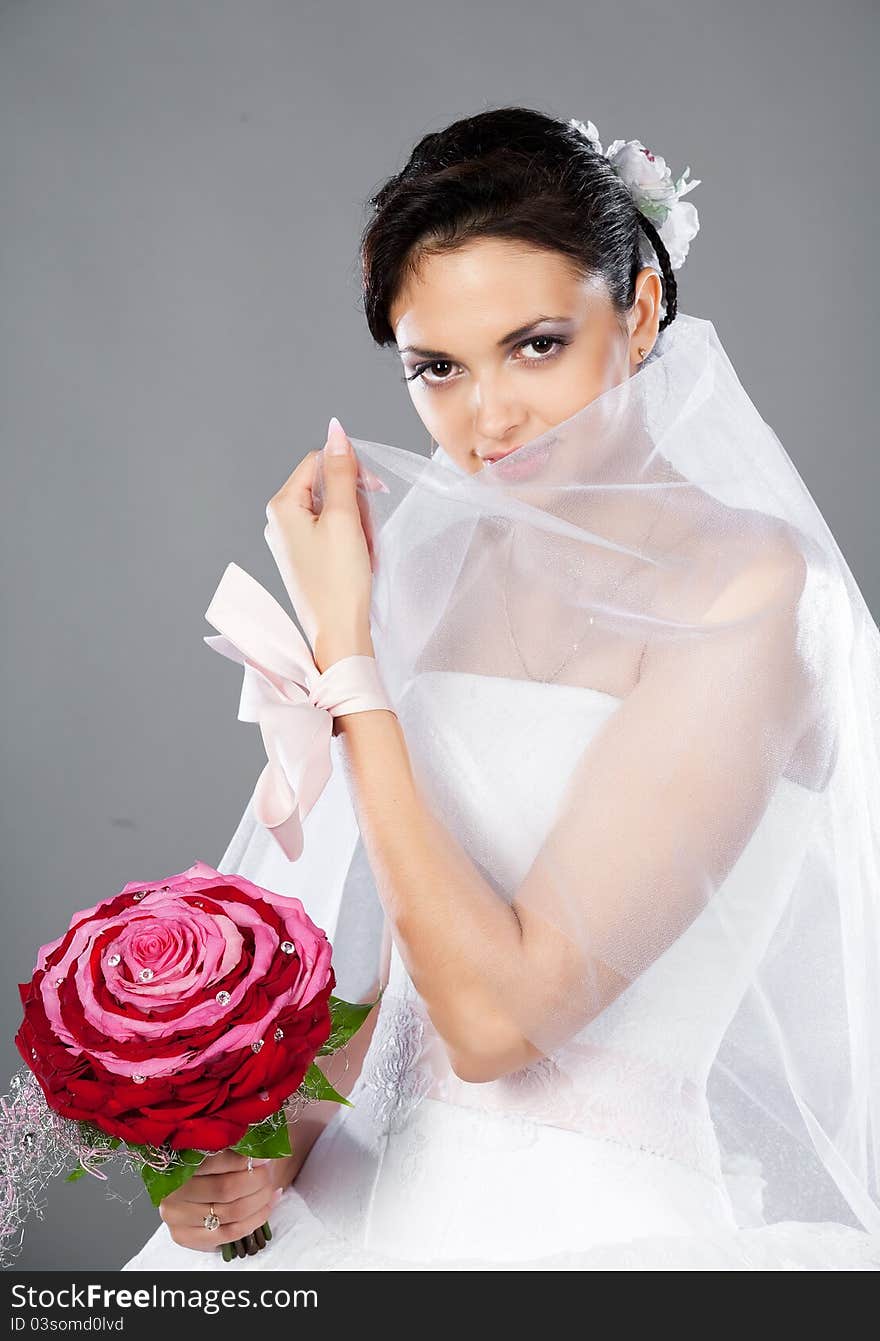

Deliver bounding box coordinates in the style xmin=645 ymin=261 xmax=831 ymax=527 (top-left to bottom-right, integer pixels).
xmin=390 ymin=237 xmax=662 ymax=475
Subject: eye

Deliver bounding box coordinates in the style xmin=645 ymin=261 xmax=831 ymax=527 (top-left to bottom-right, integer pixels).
xmin=404 ymin=358 xmax=457 ymax=387
xmin=402 ymin=335 xmax=570 ymax=389
xmin=515 ymin=335 xmax=568 ymax=363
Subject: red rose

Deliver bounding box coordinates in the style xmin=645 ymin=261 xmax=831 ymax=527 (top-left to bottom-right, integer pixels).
xmin=15 ymin=861 xmax=335 ymax=1150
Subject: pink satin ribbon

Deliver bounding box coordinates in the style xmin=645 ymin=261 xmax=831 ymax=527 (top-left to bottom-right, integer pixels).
xmin=203 ymin=561 xmax=396 ymax=861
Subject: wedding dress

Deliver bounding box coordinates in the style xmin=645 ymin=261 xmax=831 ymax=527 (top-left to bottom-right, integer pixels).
xmin=119 ymin=312 xmax=879 ymax=1270
xmin=122 ymin=669 xmax=880 ymax=1271
xmin=1 ymin=296 xmax=875 ymax=1270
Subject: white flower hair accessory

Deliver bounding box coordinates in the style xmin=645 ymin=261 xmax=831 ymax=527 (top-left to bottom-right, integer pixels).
xmin=568 ymin=118 xmax=701 ymax=271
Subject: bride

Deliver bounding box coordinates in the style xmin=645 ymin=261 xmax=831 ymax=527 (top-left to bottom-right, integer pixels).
xmin=122 ymin=106 xmax=880 ymax=1270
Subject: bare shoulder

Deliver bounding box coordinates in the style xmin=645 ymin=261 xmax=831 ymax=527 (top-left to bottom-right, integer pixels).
xmin=638 ymin=511 xmax=832 ymax=785
xmin=702 ymin=519 xmax=809 ymax=623
xmin=640 ymin=507 xmax=811 ymax=683
xmin=658 ymin=499 xmax=809 ymax=622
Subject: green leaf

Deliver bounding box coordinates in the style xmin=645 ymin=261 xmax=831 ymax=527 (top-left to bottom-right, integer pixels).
xmin=65 ymin=1166 xmax=87 ymax=1183
xmin=229 ymin=1110 xmax=292 ymax=1160
xmin=299 ymin=1061 xmax=353 ymax=1107
xmin=137 ymin=1147 xmax=206 ymax=1209
xmin=319 ymin=989 xmax=384 ymax=1055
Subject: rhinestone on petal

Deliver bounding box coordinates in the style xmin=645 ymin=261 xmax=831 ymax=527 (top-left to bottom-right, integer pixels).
xmin=31 ymin=1049 xmax=38 ymax=1060
xmin=193 ymin=900 xmax=204 ymax=908
xmin=273 ymin=1026 xmax=284 ymax=1042
xmin=138 ymin=968 xmax=154 ymax=982
xmin=132 ymin=891 xmax=146 ymax=900
xmin=251 ymin=1038 xmax=264 ymax=1054
xmin=259 ymin=1090 xmax=270 ymax=1102
xmin=280 ymin=941 xmax=295 ymax=954
xmin=132 ymin=1074 xmax=146 ymax=1084
xmin=55 ymin=977 xmax=64 ymax=987
xmin=215 ymin=990 xmax=231 ymax=1006
xmin=107 ymin=953 xmax=121 ymax=967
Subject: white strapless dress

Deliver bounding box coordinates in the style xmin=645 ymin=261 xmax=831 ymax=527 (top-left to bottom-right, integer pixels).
xmin=122 ymin=674 xmax=880 ymax=1271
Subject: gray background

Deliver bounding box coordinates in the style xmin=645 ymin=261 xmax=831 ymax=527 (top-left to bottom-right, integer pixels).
xmin=1 ymin=0 xmax=876 ymax=1271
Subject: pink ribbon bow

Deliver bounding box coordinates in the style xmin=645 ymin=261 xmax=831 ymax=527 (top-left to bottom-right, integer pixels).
xmin=203 ymin=561 xmax=394 ymax=861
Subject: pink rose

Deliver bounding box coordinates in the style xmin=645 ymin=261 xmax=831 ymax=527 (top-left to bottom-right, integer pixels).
xmin=16 ymin=861 xmax=335 ymax=1149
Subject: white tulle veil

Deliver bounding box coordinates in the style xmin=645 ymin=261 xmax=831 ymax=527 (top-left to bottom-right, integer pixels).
xmin=212 ymin=310 xmax=879 ymax=1236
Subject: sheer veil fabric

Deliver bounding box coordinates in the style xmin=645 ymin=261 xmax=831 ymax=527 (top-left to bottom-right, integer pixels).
xmin=136 ymin=310 xmax=878 ymax=1269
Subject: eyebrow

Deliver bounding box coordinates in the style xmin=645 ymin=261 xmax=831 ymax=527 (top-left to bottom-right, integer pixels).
xmin=398 ymin=314 xmax=574 ymax=360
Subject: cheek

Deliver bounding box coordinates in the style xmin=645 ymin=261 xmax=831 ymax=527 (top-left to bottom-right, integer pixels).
xmin=548 ymin=352 xmax=619 ymax=415
xmin=419 ymin=397 xmax=469 ymax=456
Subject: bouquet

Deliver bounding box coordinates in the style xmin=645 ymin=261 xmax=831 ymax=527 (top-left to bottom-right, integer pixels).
xmin=1 ymin=860 xmax=380 ymax=1266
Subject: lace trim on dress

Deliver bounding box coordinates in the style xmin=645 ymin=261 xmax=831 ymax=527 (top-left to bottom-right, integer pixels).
xmin=355 ymin=990 xmax=436 ymax=1136
xmin=355 ymin=986 xmax=728 ymax=1190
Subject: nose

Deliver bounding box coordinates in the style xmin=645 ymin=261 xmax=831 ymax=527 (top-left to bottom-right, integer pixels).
xmin=472 ymin=385 xmax=525 ymax=455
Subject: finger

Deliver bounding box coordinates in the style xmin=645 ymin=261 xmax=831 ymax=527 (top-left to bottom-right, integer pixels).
xmin=356 ymin=461 xmax=390 ymax=494
xmin=212 ymin=1189 xmax=283 ymax=1245
xmin=190 ymin=1149 xmax=263 ymax=1178
xmin=320 ymin=418 xmax=360 ymax=514
xmin=179 ymin=1167 xmax=273 ymax=1206
xmin=267 ymin=450 xmax=323 ymax=521
xmin=160 ymin=1179 xmax=267 ymax=1230
xmin=185 ymin=1182 xmax=273 ymax=1232
xmin=355 ymin=481 xmax=377 ymax=573
xmin=355 ymin=458 xmax=387 ymax=571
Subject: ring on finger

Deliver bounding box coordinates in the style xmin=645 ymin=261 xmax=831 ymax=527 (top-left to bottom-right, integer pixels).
xmin=203 ymin=1203 xmax=221 ymax=1232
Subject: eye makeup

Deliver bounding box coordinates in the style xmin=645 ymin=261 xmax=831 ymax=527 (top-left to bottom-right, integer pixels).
xmin=402 ymin=332 xmax=573 ymax=389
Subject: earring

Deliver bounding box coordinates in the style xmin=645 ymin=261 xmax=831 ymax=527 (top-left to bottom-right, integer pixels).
xmin=637 ymin=346 xmax=648 ymax=359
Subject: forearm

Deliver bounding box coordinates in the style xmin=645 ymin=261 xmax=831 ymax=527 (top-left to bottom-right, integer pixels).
xmin=335 ymin=706 xmax=529 ymax=1076
xmin=284 ymin=976 xmax=383 ymax=1169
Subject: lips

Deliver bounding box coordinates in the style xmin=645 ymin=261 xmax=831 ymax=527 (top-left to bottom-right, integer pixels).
xmin=487 ymin=439 xmax=553 ymax=481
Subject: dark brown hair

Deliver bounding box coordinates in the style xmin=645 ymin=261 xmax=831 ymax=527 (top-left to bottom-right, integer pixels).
xmin=360 ymin=105 xmax=678 ymax=347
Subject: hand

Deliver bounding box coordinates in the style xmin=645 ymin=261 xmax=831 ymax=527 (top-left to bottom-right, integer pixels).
xmin=159 ymin=1148 xmax=296 ymax=1254
xmin=264 ymin=417 xmax=382 ymax=673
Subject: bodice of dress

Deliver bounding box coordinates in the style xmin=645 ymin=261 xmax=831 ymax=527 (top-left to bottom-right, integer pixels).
xmin=355 ymin=671 xmax=819 ymax=1186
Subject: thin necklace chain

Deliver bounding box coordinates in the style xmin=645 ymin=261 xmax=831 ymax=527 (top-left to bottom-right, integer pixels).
xmin=500 ymin=493 xmax=670 ymax=684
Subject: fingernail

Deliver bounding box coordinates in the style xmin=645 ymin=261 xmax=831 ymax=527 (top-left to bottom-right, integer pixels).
xmin=271 ymin=1187 xmax=284 ymax=1204
xmin=359 ymin=476 xmax=388 ymax=494
xmin=359 ymin=466 xmax=390 ymax=494
xmin=325 ymin=416 xmax=350 ymax=455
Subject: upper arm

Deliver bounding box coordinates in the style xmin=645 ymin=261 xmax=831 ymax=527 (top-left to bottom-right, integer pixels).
xmin=505 ymin=536 xmax=813 ymax=1063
